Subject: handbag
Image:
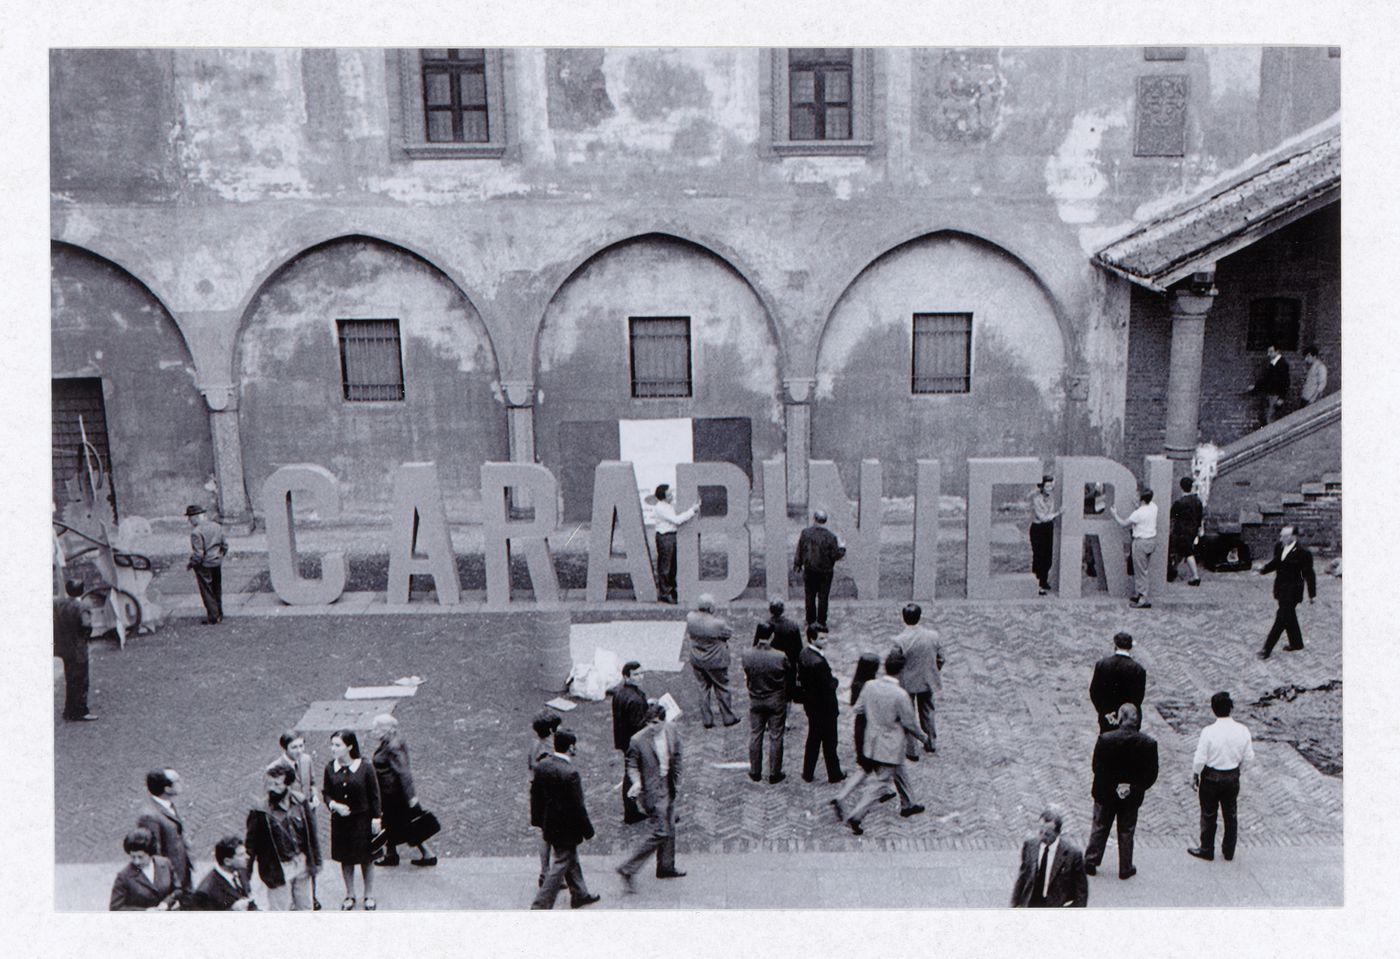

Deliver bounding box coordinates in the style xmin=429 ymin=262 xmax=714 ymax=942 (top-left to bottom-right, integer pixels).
xmin=404 ymin=808 xmax=441 ymax=846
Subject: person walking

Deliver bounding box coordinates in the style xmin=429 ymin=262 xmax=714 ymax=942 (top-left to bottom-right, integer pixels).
xmin=832 ymin=652 xmax=884 ymax=813
xmin=651 ymin=483 xmax=698 ymax=605
xmin=370 ymin=714 xmax=436 ymax=868
xmin=1112 ymin=488 xmax=1159 ymax=609
xmin=685 ymin=594 xmax=739 ymax=728
xmin=1300 ymin=346 xmax=1328 ymax=406
xmin=1083 ymin=704 xmax=1158 ymax=880
xmin=528 ymin=710 xmax=562 ymax=886
xmin=1256 ymin=525 xmax=1317 ymax=659
xmin=1168 ymin=477 xmax=1204 ymax=586
xmin=1088 ymin=631 xmax=1147 ymax=733
xmin=530 ymin=729 xmax=602 ymax=909
xmin=611 ymin=661 xmax=649 ymax=824
xmin=1250 ymin=344 xmax=1291 ymax=427
xmin=246 ymin=761 xmax=318 ymax=910
xmin=136 ymin=768 xmax=195 ymax=892
xmin=1188 ymin=692 xmax=1255 ymax=862
xmin=617 ymin=704 xmax=686 ymax=893
xmin=890 ymin=603 xmax=944 ymax=757
xmin=798 ymin=624 xmax=845 ymax=784
xmin=793 ymin=509 xmax=844 ymax=630
xmin=1010 ymin=806 xmax=1088 ymax=907
xmin=741 ymin=626 xmax=792 ymax=784
xmin=109 ymin=827 xmax=184 ymax=911
xmin=836 ymin=651 xmax=930 ymax=834
xmin=185 ymin=503 xmax=228 ymax=625
xmin=1028 ymin=475 xmax=1061 ymax=595
xmin=322 ymin=729 xmax=381 ymax=910
xmin=275 ymin=730 xmax=323 ymax=909
xmin=54 ymin=578 xmax=96 ymax=722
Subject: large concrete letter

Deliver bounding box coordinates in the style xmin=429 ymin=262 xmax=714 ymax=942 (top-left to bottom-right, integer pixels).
xmin=480 ymin=463 xmax=560 ymax=609
xmin=912 ymin=459 xmax=941 ymax=602
xmin=762 ymin=457 xmax=790 ymax=601
xmin=967 ymin=458 xmax=1042 ymax=600
xmin=261 ymin=464 xmax=347 ymax=606
xmin=586 ymin=462 xmax=658 ymax=603
xmin=1055 ymin=457 xmax=1137 ymax=599
xmin=807 ymin=459 xmax=881 ymax=599
xmin=387 ymin=462 xmax=461 ymax=606
xmin=675 ymin=462 xmax=751 ymax=605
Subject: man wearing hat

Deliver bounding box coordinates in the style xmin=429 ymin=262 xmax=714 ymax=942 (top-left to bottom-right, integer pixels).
xmin=651 ymin=484 xmax=699 ymax=605
xmin=793 ymin=509 xmax=844 ymax=631
xmin=186 ymin=504 xmax=228 ymax=624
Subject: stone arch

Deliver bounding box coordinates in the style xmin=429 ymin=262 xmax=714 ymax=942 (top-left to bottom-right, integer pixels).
xmin=812 ymin=230 xmax=1070 ymax=497
xmin=235 ymin=236 xmax=508 ymax=521
xmin=535 ymin=233 xmax=784 ymax=520
xmin=51 ymin=242 xmax=213 ymax=518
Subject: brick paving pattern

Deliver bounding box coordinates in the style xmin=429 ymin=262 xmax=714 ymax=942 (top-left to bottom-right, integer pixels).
xmin=55 ymin=572 xmax=1340 ymax=867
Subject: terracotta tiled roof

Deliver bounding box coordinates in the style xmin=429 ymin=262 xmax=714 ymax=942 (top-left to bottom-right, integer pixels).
xmin=1093 ymin=121 xmax=1340 ymax=291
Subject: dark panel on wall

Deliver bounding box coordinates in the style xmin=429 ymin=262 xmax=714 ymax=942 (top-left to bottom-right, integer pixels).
xmin=559 ymin=421 xmax=621 ymax=522
xmin=693 ymin=416 xmax=753 ymax=514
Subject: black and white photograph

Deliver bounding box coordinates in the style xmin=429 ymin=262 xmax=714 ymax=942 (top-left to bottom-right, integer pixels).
xmin=8 ymin=1 xmax=1399 ymax=956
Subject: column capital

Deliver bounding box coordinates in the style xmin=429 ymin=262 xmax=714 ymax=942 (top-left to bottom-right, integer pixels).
xmin=1167 ymin=288 xmax=1217 ymax=319
xmin=782 ymin=376 xmax=816 ymax=405
xmin=500 ymin=379 xmax=536 ymax=408
xmin=198 ymin=383 xmax=239 ymax=412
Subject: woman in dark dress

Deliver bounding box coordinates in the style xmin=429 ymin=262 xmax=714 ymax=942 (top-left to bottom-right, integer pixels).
xmin=322 ymin=729 xmax=381 ymax=910
xmin=370 ymin=714 xmax=436 ymax=867
xmin=109 ymin=827 xmax=183 ymax=911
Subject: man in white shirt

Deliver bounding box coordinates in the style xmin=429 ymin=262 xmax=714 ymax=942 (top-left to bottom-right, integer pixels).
xmin=1188 ymin=692 xmax=1256 ymax=862
xmin=651 ymin=484 xmax=699 ymax=604
xmin=1112 ymin=488 xmax=1159 ymax=609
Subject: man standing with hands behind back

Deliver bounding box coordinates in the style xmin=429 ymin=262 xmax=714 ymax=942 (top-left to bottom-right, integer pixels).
xmin=1089 ymin=632 xmax=1147 ymax=733
xmin=794 ymin=509 xmax=844 ymax=631
xmin=186 ymin=504 xmax=228 ymax=624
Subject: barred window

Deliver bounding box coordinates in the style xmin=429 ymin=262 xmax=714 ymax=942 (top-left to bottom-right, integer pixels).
xmin=911 ymin=313 xmax=973 ymax=394
xmin=337 ymin=319 xmax=406 ymax=402
xmin=421 ymin=49 xmax=490 ymax=143
xmin=788 ymin=48 xmax=853 ymax=141
xmin=629 ymin=317 xmax=692 ymax=398
xmin=1246 ymin=298 xmax=1301 ymax=352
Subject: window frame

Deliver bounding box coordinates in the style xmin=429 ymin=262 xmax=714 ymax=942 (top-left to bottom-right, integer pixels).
xmin=1245 ymin=297 xmax=1302 ymax=353
xmin=910 ymin=312 xmax=974 ymax=396
xmin=394 ymin=49 xmax=507 ymax=159
xmin=628 ymin=316 xmax=694 ymax=400
xmin=336 ymin=318 xmax=407 ymax=403
xmin=764 ymin=48 xmax=876 ymax=157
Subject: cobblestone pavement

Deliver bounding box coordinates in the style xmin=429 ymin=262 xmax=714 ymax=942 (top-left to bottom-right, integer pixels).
xmin=56 ymin=571 xmax=1341 ymax=877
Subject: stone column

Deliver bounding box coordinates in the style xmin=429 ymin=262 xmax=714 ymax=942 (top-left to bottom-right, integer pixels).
xmin=782 ymin=377 xmax=815 ymax=511
xmin=1162 ymin=285 xmax=1217 ymax=470
xmin=199 ymin=383 xmax=253 ymax=532
xmin=501 ymin=379 xmax=537 ymax=512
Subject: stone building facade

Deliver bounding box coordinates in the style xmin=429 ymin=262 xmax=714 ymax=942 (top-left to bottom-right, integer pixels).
xmin=50 ymin=47 xmax=1341 ymax=528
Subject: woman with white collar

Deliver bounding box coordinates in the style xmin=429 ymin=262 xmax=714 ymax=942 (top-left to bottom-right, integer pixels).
xmin=322 ymin=729 xmax=382 ymax=910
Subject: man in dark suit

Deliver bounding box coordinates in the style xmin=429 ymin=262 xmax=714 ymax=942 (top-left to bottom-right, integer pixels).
xmin=54 ymin=578 xmax=96 ymax=721
xmin=1083 ymin=703 xmax=1159 ymax=880
xmin=793 ymin=509 xmax=844 ymax=630
xmin=1257 ymin=525 xmax=1317 ymax=659
xmin=1089 ymin=632 xmax=1147 ymax=732
xmin=191 ymin=835 xmax=256 ymax=910
xmin=530 ymin=729 xmax=601 ymax=909
xmin=798 ymin=624 xmax=844 ymax=784
xmin=617 ymin=704 xmax=686 ymax=892
xmin=1250 ymin=344 xmax=1291 ymax=427
xmin=742 ymin=628 xmax=792 ymax=784
xmin=137 ymin=768 xmax=195 ymax=890
xmin=758 ymin=597 xmax=804 ymax=661
xmin=1011 ymin=806 xmax=1089 ymax=907
xmin=611 ymin=661 xmax=649 ymax=824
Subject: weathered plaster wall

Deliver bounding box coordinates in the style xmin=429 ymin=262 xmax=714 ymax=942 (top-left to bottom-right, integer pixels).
xmin=51 ymin=246 xmax=213 ymax=516
xmin=1124 ymin=205 xmax=1341 ymax=468
xmin=237 ymin=240 xmax=507 ymax=521
xmin=535 ymin=235 xmax=783 ymax=484
xmin=812 ymin=234 xmax=1066 ymax=496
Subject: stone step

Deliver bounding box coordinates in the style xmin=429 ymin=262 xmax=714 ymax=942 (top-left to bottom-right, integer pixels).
xmin=1321 ymin=472 xmax=1342 ymax=486
xmin=1281 ymin=492 xmax=1306 ymax=506
xmin=1300 ymin=482 xmax=1328 ymax=497
xmin=1237 ymin=511 xmax=1263 ymax=527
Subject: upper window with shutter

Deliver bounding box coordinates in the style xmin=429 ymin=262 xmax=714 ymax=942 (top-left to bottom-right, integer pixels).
xmin=911 ymin=313 xmax=973 ymax=395
xmin=337 ymin=319 xmax=406 ymax=402
xmin=629 ymin=317 xmax=693 ymax=399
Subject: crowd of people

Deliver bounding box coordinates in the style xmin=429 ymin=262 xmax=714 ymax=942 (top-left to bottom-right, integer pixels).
xmin=109 ymin=718 xmax=438 ymax=911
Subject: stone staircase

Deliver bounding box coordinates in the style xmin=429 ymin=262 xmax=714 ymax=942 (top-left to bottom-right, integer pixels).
xmin=1218 ymin=471 xmax=1342 ymax=559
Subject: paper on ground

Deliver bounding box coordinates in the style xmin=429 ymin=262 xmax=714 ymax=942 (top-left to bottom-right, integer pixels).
xmin=345 ymin=685 xmax=418 ymax=700
xmin=545 ymin=698 xmax=577 ymax=712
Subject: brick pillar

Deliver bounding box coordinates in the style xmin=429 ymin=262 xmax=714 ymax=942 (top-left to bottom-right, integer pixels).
xmin=782 ymin=377 xmax=814 ymax=510
xmin=1163 ymin=286 xmax=1216 ymax=469
xmin=199 ymin=383 xmax=253 ymax=532
xmin=501 ymin=379 xmax=537 ymax=511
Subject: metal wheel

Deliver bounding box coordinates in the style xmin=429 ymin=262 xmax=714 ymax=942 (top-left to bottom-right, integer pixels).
xmin=81 ymin=585 xmax=142 ymax=633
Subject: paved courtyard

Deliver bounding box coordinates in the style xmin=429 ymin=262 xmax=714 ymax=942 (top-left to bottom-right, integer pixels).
xmin=55 ymin=560 xmax=1341 ymax=909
